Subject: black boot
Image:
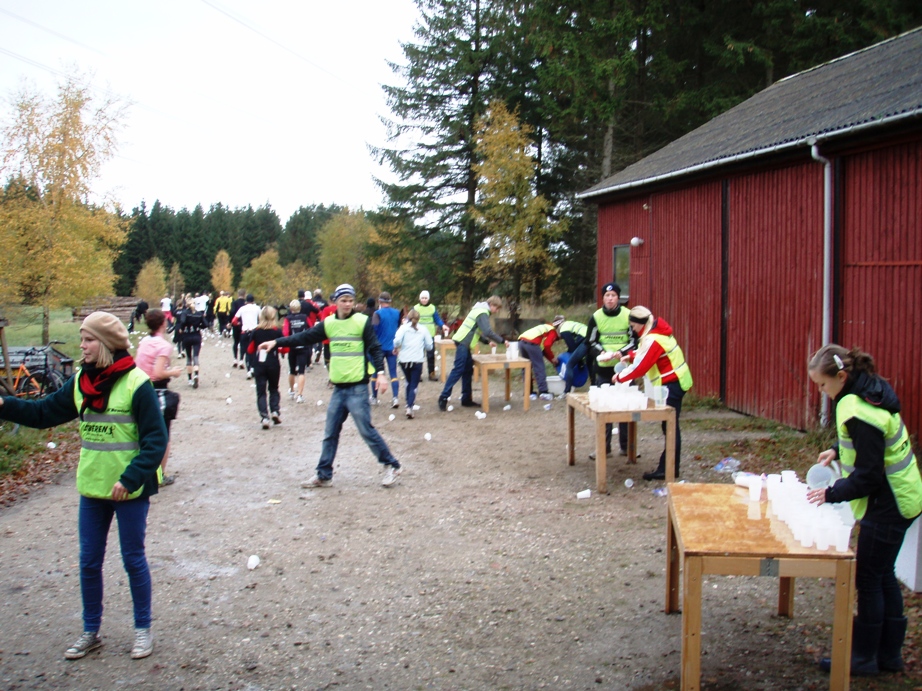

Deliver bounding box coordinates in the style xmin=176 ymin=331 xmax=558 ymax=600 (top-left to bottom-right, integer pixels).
xmin=878 ymin=617 xmax=907 ymax=672
xmin=820 ymin=622 xmax=881 ymax=676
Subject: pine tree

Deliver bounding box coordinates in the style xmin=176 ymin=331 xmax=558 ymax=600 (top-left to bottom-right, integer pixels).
xmin=375 ymin=0 xmax=514 ymax=309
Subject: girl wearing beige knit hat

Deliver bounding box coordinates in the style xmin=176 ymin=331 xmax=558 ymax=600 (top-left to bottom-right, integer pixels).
xmin=0 ymin=311 xmax=167 ymax=660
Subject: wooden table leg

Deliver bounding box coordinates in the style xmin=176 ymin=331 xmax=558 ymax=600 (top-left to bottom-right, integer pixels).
xmin=504 ymin=367 xmax=511 ymax=403
xmin=522 ymin=362 xmax=531 ymax=412
xmin=829 ymin=559 xmax=855 ymax=691
xmin=665 ymin=410 xmax=677 ymax=483
xmin=666 ymin=506 xmax=680 ymax=613
xmin=778 ymin=577 xmax=795 ymax=618
xmin=596 ymin=419 xmax=608 ymax=494
xmin=567 ymin=401 xmax=576 ymax=465
xmin=481 ymin=364 xmax=490 ymax=413
xmin=627 ymin=421 xmax=638 ymax=463
xmin=682 ymin=556 xmax=703 ymax=691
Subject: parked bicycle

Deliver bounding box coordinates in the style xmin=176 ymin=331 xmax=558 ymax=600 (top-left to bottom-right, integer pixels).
xmin=11 ymin=341 xmax=67 ymax=399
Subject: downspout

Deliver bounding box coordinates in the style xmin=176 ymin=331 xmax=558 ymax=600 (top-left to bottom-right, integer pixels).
xmin=810 ymin=139 xmax=833 ymax=425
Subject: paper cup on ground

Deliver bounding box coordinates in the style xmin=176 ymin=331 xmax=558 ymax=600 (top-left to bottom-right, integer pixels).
xmin=576 ymin=489 xmax=591 ymax=499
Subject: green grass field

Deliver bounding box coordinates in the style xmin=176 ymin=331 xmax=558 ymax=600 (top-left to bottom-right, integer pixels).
xmin=1 ymin=307 xmax=83 ymax=360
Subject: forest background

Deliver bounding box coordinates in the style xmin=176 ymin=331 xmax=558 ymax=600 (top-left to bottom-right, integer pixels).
xmin=3 ymin=0 xmax=922 ymax=337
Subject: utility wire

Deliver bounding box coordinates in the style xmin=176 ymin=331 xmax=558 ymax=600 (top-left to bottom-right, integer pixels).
xmin=0 ymin=7 xmax=107 ymax=57
xmin=198 ymin=0 xmax=349 ymax=86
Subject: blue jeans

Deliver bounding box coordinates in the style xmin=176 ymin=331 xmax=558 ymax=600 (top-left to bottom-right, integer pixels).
xmin=400 ymin=362 xmax=423 ymax=408
xmin=440 ymin=342 xmax=474 ymax=402
xmin=519 ymin=341 xmax=548 ymax=393
xmin=371 ymin=351 xmax=399 ymax=400
xmin=317 ymin=382 xmax=399 ymax=480
xmin=78 ymin=495 xmax=151 ymax=631
xmin=855 ymin=518 xmax=913 ymax=626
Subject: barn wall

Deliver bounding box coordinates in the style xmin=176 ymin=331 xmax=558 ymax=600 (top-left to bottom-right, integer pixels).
xmin=597 ymin=186 xmax=722 ymax=397
xmin=840 ymin=138 xmax=922 ymax=437
xmin=725 ymin=163 xmax=825 ymax=428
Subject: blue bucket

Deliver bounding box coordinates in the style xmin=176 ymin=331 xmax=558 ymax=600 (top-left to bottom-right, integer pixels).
xmin=556 ymin=352 xmax=589 ymax=388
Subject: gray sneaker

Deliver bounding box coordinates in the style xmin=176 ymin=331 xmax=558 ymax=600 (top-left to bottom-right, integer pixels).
xmin=130 ymin=627 xmax=153 ymax=659
xmin=65 ymin=631 xmax=102 ymax=659
xmin=382 ymin=465 xmax=402 ymax=487
xmin=301 ymin=475 xmax=332 ymax=488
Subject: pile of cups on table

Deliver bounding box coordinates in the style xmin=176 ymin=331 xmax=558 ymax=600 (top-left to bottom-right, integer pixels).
xmin=747 ymin=468 xmax=854 ymax=552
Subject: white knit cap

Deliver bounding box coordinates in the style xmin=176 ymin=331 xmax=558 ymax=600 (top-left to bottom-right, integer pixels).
xmin=419 ymin=290 xmax=430 ymax=301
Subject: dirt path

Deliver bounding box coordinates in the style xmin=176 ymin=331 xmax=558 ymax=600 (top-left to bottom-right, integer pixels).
xmin=0 ymin=333 xmax=876 ymax=690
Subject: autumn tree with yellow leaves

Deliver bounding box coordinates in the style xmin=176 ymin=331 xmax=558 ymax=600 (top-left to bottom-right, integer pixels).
xmin=472 ymin=101 xmax=565 ymax=324
xmin=0 ymin=73 xmax=129 ymax=343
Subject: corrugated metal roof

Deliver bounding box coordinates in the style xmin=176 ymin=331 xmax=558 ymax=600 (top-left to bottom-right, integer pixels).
xmin=579 ymin=27 xmax=922 ymax=200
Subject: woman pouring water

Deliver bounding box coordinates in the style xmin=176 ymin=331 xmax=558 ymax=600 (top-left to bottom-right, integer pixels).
xmin=806 ymin=344 xmax=922 ymax=676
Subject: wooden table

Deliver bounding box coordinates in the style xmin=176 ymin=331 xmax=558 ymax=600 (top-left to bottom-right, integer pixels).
xmin=565 ymin=393 xmax=676 ymax=493
xmin=434 ymin=339 xmax=456 ymax=383
xmin=471 ymin=354 xmax=531 ymax=413
xmin=666 ymin=483 xmax=856 ymax=691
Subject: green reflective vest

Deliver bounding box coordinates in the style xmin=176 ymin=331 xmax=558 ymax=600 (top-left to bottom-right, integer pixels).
xmin=644 ymin=333 xmax=693 ymax=391
xmin=73 ymin=367 xmax=149 ymax=500
xmin=519 ymin=324 xmax=553 ymax=341
xmin=836 ymin=394 xmax=922 ymax=521
xmin=325 ymin=312 xmax=370 ymax=384
xmin=454 ymin=306 xmax=490 ymax=344
xmin=593 ymin=308 xmax=631 ymax=369
xmin=559 ymin=321 xmax=587 ymax=339
xmin=415 ymin=303 xmax=437 ymax=336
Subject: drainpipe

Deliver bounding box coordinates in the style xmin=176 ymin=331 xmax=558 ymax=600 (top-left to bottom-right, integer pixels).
xmin=810 ymin=139 xmax=833 ymax=426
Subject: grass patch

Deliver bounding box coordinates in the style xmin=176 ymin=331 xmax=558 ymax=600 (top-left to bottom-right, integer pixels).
xmin=1 ymin=306 xmax=83 ymax=360
xmin=0 ymin=422 xmax=52 ymax=477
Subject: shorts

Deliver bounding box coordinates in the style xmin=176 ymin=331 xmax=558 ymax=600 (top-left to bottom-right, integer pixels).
xmin=288 ymin=349 xmax=309 ymax=375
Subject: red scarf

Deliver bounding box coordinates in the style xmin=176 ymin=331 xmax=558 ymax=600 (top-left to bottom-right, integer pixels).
xmin=78 ymin=355 xmax=136 ymax=417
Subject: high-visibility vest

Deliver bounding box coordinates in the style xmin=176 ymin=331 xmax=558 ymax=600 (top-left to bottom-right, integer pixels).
xmin=593 ymin=308 xmax=631 ymax=369
xmin=73 ymin=367 xmax=149 ymax=500
xmin=453 ymin=306 xmax=490 ymax=344
xmin=559 ymin=321 xmax=587 ymax=339
xmin=836 ymin=394 xmax=922 ymax=521
xmin=325 ymin=313 xmax=369 ymax=384
xmin=519 ymin=324 xmax=553 ymax=341
xmin=644 ymin=333 xmax=693 ymax=391
xmin=415 ymin=303 xmax=438 ymax=336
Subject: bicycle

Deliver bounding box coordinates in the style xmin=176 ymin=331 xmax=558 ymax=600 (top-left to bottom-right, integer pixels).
xmin=10 ymin=341 xmax=67 ymax=399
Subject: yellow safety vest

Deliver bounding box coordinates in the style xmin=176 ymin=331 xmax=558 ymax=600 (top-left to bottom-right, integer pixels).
xmin=837 ymin=393 xmax=922 ymax=520
xmin=73 ymin=367 xmax=149 ymax=500
xmin=325 ymin=313 xmax=370 ymax=384
xmin=645 ymin=333 xmax=693 ymax=391
xmin=593 ymin=308 xmax=631 ymax=369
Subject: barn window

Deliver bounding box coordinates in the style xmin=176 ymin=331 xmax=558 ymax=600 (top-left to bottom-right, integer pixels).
xmin=613 ymin=244 xmax=630 ymax=301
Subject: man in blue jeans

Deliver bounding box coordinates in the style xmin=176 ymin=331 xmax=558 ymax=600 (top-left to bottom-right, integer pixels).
xmin=259 ymin=284 xmax=402 ymax=487
xmin=438 ymin=296 xmax=507 ymax=410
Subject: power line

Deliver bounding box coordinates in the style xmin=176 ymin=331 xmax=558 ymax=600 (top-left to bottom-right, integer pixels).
xmin=0 ymin=7 xmax=107 ymax=57
xmin=198 ymin=0 xmax=349 ymax=86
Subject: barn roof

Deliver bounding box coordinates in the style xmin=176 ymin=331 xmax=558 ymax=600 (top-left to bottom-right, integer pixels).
xmin=579 ymin=27 xmax=922 ymax=200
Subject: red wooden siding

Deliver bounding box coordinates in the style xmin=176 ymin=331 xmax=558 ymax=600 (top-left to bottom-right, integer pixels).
xmin=840 ymin=140 xmax=922 ymax=438
xmin=648 ymin=185 xmax=722 ymax=397
xmin=597 ymin=185 xmax=722 ymax=397
xmin=726 ymin=164 xmax=825 ymax=428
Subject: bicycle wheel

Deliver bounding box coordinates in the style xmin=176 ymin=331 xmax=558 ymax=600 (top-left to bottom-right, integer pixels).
xmin=16 ymin=370 xmax=61 ymax=399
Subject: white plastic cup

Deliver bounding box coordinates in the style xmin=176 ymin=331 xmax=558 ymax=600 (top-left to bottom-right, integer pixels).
xmin=576 ymin=489 xmax=591 ymax=499
xmin=624 ymin=478 xmax=634 ymax=489
xmin=258 ymin=349 xmax=267 ymax=362
xmin=834 ymin=525 xmax=851 ymax=552
xmin=781 ymin=470 xmax=797 ymax=484
xmin=748 ymin=476 xmax=762 ymax=502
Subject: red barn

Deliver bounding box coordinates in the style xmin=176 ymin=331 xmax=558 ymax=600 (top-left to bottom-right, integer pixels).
xmin=579 ymin=28 xmax=922 ymax=434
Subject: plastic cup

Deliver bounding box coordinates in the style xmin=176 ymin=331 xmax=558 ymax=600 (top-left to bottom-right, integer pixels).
xmin=258 ymin=349 xmax=267 ymax=362
xmin=806 ymin=463 xmax=837 ymax=489
xmin=748 ymin=476 xmax=762 ymax=502
xmin=781 ymin=470 xmax=797 ymax=484
xmin=576 ymin=489 xmax=591 ymax=499
xmin=834 ymin=525 xmax=851 ymax=552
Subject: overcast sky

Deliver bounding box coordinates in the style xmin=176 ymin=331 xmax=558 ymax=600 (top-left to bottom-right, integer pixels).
xmin=0 ymin=0 xmax=420 ymax=222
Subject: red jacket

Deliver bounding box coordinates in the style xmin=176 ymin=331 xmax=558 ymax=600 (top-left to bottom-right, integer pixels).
xmin=519 ymin=326 xmax=559 ymax=362
xmin=615 ymin=317 xmax=679 ymax=385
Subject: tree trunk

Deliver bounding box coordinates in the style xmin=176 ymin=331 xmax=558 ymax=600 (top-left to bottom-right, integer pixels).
xmin=42 ymin=302 xmax=50 ymax=346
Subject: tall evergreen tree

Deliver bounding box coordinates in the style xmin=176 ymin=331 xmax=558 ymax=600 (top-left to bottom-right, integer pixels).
xmin=279 ymin=203 xmax=343 ymax=269
xmin=375 ymin=0 xmax=514 ymax=309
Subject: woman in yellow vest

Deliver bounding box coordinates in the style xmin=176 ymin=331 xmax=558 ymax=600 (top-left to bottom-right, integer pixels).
xmin=806 ymin=344 xmax=922 ymax=676
xmin=0 ymin=312 xmax=167 ymax=661
xmin=613 ymin=306 xmax=693 ymax=480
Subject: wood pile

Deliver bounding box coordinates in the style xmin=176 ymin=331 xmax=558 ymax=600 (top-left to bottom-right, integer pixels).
xmin=72 ymin=297 xmax=139 ymax=322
